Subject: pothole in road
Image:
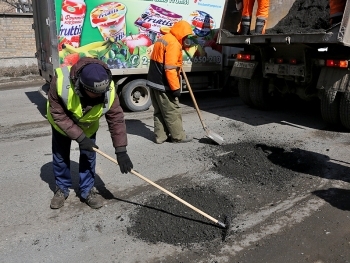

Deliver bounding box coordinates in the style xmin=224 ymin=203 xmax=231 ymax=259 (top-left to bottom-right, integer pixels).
xmin=127 ymin=142 xmax=327 ymax=246
xmin=127 ymin=186 xmax=234 ymax=245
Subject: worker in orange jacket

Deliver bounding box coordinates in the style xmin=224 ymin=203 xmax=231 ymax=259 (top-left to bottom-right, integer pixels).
xmin=329 ymin=0 xmax=346 ymax=25
xmin=146 ymin=20 xmax=193 ymax=144
xmin=240 ymin=0 xmax=270 ymax=35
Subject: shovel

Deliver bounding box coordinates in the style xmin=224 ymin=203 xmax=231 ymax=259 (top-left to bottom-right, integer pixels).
xmin=93 ymin=147 xmax=228 ymax=229
xmin=181 ymin=67 xmax=224 ymax=145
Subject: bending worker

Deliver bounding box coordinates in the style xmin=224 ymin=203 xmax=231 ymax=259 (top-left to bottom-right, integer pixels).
xmin=329 ymin=0 xmax=346 ymax=25
xmin=146 ymin=20 xmax=193 ymax=144
xmin=241 ymin=0 xmax=270 ymax=35
xmin=47 ymin=57 xmax=133 ymax=209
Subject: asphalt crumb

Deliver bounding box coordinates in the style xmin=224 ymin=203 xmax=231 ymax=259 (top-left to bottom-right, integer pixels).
xmin=267 ymin=0 xmax=330 ymax=34
xmin=127 ymin=186 xmax=234 ymax=246
xmin=211 ymin=142 xmax=323 ymax=190
xmin=127 ymin=142 xmax=327 ymax=247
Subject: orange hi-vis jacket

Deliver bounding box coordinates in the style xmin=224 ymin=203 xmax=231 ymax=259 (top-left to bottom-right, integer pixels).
xmin=329 ymin=0 xmax=346 ymax=18
xmin=242 ymin=0 xmax=269 ymax=20
xmin=146 ymin=20 xmax=193 ymax=92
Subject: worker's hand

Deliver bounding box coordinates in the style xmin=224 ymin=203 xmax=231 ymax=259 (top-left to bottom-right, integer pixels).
xmin=78 ymin=136 xmax=98 ymax=152
xmin=172 ymin=89 xmax=181 ymax=98
xmin=116 ymin=151 xmax=133 ymax=174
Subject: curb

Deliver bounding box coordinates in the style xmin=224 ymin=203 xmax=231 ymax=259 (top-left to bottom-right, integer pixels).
xmin=0 ymin=75 xmax=46 ymax=90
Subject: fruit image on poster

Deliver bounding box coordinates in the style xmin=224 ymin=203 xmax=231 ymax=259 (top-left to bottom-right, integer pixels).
xmin=134 ymin=4 xmax=183 ymax=43
xmin=90 ymin=2 xmax=127 ymax=41
xmin=55 ymin=0 xmax=226 ymax=69
xmin=188 ymin=10 xmax=215 ymax=37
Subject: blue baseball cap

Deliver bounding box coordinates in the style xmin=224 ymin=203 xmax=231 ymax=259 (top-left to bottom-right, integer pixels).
xmin=80 ymin=63 xmax=110 ymax=93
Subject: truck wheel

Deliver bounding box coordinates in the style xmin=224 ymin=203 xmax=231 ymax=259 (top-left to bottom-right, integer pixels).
xmin=120 ymin=79 xmax=151 ymax=112
xmin=238 ymin=78 xmax=254 ymax=107
xmin=339 ymin=92 xmax=350 ymax=129
xmin=320 ymin=89 xmax=340 ymax=126
xmin=249 ymin=73 xmax=271 ymax=110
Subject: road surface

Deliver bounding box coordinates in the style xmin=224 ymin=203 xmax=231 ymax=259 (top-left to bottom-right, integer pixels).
xmin=0 ymin=84 xmax=350 ymax=263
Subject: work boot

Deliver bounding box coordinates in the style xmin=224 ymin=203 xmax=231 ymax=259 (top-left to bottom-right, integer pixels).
xmin=172 ymin=135 xmax=193 ymax=143
xmin=254 ymin=18 xmax=266 ymax=35
xmin=50 ymin=187 xmax=67 ymax=209
xmin=155 ymin=135 xmax=172 ymax=144
xmin=84 ymin=188 xmax=103 ymax=209
xmin=240 ymin=17 xmax=251 ymax=35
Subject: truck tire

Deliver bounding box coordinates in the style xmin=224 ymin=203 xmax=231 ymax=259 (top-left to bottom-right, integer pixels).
xmin=238 ymin=78 xmax=254 ymax=107
xmin=249 ymin=73 xmax=271 ymax=110
xmin=339 ymin=92 xmax=350 ymax=129
xmin=120 ymin=79 xmax=152 ymax=112
xmin=320 ymin=89 xmax=340 ymax=126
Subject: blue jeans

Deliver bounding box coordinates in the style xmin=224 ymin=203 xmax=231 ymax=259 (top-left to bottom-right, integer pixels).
xmin=51 ymin=127 xmax=96 ymax=199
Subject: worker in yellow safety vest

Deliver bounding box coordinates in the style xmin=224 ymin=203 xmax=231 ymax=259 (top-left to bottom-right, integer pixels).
xmin=47 ymin=57 xmax=133 ymax=209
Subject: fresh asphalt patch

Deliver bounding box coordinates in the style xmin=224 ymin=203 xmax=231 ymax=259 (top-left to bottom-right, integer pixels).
xmin=127 ymin=142 xmax=328 ymax=247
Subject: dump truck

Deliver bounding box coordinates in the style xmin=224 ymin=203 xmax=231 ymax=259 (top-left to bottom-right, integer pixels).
xmin=218 ymin=0 xmax=350 ymax=129
xmin=32 ymin=0 xmax=239 ymax=112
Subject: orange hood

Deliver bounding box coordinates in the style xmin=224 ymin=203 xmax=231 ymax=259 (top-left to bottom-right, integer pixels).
xmin=170 ymin=20 xmax=193 ymax=43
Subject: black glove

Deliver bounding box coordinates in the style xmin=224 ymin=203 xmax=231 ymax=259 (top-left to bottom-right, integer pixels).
xmin=172 ymin=89 xmax=181 ymax=98
xmin=78 ymin=136 xmax=98 ymax=152
xmin=116 ymin=151 xmax=133 ymax=174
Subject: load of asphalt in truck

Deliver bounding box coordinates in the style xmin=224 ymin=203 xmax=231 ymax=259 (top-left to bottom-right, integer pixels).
xmin=266 ymin=0 xmax=330 ymax=34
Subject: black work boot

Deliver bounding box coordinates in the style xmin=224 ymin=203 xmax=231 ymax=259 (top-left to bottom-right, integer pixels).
xmin=254 ymin=18 xmax=266 ymax=34
xmin=240 ymin=17 xmax=251 ymax=35
xmin=50 ymin=187 xmax=67 ymax=209
xmin=84 ymin=188 xmax=103 ymax=209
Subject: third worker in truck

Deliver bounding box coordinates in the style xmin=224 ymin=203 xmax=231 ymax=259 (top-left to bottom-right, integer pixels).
xmin=240 ymin=0 xmax=270 ymax=35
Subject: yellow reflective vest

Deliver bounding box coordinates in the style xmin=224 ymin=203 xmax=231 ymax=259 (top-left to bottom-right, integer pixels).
xmin=47 ymin=66 xmax=116 ymax=138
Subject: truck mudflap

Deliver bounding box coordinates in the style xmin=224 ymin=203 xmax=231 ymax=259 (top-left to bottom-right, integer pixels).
xmin=317 ymin=67 xmax=350 ymax=92
xmin=230 ymin=60 xmax=258 ymax=79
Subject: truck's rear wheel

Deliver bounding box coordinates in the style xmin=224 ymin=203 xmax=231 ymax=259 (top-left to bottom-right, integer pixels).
xmin=320 ymin=89 xmax=340 ymax=126
xmin=249 ymin=73 xmax=271 ymax=110
xmin=339 ymin=91 xmax=350 ymax=129
xmin=238 ymin=78 xmax=254 ymax=107
xmin=120 ymin=79 xmax=151 ymax=112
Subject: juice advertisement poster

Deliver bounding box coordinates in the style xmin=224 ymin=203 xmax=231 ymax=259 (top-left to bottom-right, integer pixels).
xmin=56 ymin=0 xmax=226 ymax=69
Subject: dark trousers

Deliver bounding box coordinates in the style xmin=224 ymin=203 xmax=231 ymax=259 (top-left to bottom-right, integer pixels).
xmin=51 ymin=127 xmax=96 ymax=199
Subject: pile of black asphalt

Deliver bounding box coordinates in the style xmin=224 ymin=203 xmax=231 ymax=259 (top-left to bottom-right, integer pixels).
xmin=267 ymin=0 xmax=330 ymax=34
xmin=127 ymin=142 xmax=327 ymax=247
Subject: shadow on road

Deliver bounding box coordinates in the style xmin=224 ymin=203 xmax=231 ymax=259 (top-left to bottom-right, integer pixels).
xmin=256 ymin=144 xmax=350 ymax=183
xmin=312 ymin=188 xmax=350 ymax=211
xmin=179 ymin=92 xmax=348 ymax=132
xmin=125 ymin=119 xmax=154 ymax=143
xmin=25 ymin=87 xmax=47 ymax=118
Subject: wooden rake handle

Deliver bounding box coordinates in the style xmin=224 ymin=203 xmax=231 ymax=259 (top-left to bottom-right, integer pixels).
xmin=181 ymin=67 xmax=208 ymax=130
xmin=93 ymin=147 xmax=224 ymax=227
